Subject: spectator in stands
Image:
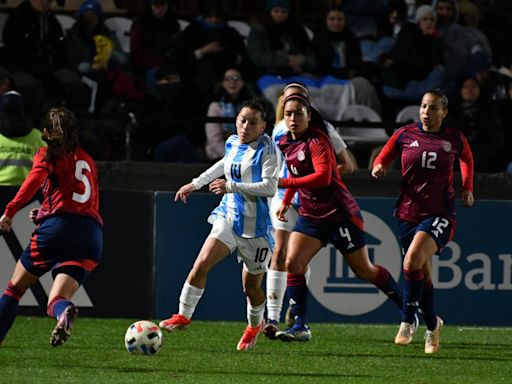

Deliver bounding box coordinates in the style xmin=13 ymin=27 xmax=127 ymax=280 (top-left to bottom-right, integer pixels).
xmin=0 ymin=91 xmax=46 ymax=185
xmin=359 ymin=0 xmax=409 ymax=64
xmin=312 ymin=7 xmax=362 ymax=79
xmin=340 ymin=0 xmax=387 ymax=39
xmin=2 ymin=0 xmax=86 ymax=113
xmin=448 ymin=77 xmax=505 ymax=173
xmin=204 ymin=68 xmax=258 ymax=162
xmin=432 ymin=0 xmax=489 ymax=94
xmin=247 ymin=0 xmax=317 ymax=77
xmin=130 ymin=0 xmax=183 ymax=96
xmin=177 ymin=2 xmax=250 ymax=99
xmin=64 ymin=0 xmax=132 ymax=113
xmin=380 ymin=5 xmax=444 ymax=101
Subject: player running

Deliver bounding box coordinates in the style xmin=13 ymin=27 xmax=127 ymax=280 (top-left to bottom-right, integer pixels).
xmin=0 ymin=106 xmax=103 ymax=347
xmin=159 ymin=99 xmax=278 ymax=351
xmin=372 ymin=89 xmax=474 ymax=353
xmin=275 ymin=93 xmax=402 ymax=342
xmin=264 ymin=82 xmax=355 ymax=339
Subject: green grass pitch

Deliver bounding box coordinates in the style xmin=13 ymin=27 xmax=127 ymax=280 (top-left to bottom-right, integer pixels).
xmin=0 ymin=317 xmax=511 ymax=384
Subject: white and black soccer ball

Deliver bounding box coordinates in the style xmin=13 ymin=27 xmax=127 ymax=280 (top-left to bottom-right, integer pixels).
xmin=124 ymin=320 xmax=163 ymax=355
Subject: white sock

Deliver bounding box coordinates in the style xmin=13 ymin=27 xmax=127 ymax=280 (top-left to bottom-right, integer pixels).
xmin=266 ymin=269 xmax=287 ymax=322
xmin=247 ymin=299 xmax=265 ymax=327
xmin=178 ymin=281 xmax=204 ymax=319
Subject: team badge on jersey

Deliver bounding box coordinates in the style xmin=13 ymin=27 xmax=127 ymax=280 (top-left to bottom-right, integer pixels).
xmin=297 ymin=150 xmax=305 ymax=161
xmin=442 ymin=140 xmax=452 ymax=152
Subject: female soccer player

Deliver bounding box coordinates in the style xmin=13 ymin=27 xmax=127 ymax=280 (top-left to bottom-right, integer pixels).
xmin=264 ymin=82 xmax=355 ymax=339
xmin=371 ymin=89 xmax=474 ymax=353
xmin=274 ymin=93 xmax=402 ymax=342
xmin=159 ymin=99 xmax=278 ymax=351
xmin=0 ymin=106 xmax=103 ymax=347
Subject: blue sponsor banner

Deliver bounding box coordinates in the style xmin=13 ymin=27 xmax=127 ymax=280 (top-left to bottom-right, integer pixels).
xmin=155 ymin=193 xmax=512 ymax=325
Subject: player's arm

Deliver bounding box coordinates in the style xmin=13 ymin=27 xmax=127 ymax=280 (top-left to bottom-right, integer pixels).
xmin=371 ymin=129 xmax=401 ymax=178
xmin=1 ymin=158 xmax=50 ymax=231
xmin=459 ymin=134 xmax=475 ymax=207
xmin=336 ymin=149 xmax=355 ymax=176
xmin=326 ymin=122 xmax=355 ymax=175
xmin=175 ymin=158 xmax=225 ymax=203
xmin=279 ymin=138 xmax=332 ymax=189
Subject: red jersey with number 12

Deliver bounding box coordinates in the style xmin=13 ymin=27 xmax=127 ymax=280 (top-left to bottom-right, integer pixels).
xmin=373 ymin=123 xmax=473 ymax=223
xmin=4 ymin=146 xmax=102 ymax=225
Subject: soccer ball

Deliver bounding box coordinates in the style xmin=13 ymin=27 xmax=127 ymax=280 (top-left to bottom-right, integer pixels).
xmin=124 ymin=320 xmax=163 ymax=355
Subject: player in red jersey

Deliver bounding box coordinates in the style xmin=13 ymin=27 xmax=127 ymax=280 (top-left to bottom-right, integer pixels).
xmin=0 ymin=106 xmax=103 ymax=347
xmin=274 ymin=93 xmax=403 ymax=342
xmin=372 ymin=89 xmax=474 ymax=353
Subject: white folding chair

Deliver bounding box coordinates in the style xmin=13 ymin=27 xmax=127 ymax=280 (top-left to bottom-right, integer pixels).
xmin=227 ymin=20 xmax=251 ymax=38
xmin=337 ymin=104 xmax=388 ymax=147
xmin=104 ymin=16 xmax=133 ymax=53
xmin=395 ymin=105 xmax=420 ymax=123
xmin=55 ymin=14 xmax=76 ymax=35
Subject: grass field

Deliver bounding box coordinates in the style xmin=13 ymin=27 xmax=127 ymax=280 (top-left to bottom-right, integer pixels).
xmin=0 ymin=317 xmax=511 ymax=384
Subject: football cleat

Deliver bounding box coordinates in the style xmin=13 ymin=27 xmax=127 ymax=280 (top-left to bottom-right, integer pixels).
xmin=276 ymin=323 xmax=312 ymax=342
xmin=425 ymin=316 xmax=444 ymax=354
xmin=237 ymin=319 xmax=265 ymax=351
xmin=395 ymin=321 xmax=415 ymax=346
xmin=50 ymin=305 xmax=78 ymax=347
xmin=263 ymin=319 xmax=280 ymax=340
xmin=159 ymin=314 xmax=191 ymax=332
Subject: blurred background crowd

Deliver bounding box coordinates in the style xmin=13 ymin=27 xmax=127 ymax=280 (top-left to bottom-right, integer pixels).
xmin=0 ymin=0 xmax=511 ymax=174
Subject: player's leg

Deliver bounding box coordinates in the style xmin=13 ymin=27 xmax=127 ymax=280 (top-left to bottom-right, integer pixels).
xmin=264 ymin=229 xmax=290 ymax=338
xmin=343 ymin=246 xmax=402 ymax=311
xmin=421 ymin=260 xmax=444 ymax=353
xmin=160 ymin=219 xmax=233 ymax=332
xmin=276 ymin=225 xmax=322 ymax=342
xmin=46 ymin=214 xmax=102 ymax=346
xmin=237 ymin=269 xmax=266 ymax=351
xmin=47 ymin=271 xmax=80 ymax=347
xmin=395 ymin=231 xmax=437 ymax=346
xmin=265 ymin=198 xmax=297 ymax=337
xmin=0 ymin=261 xmax=39 ymax=346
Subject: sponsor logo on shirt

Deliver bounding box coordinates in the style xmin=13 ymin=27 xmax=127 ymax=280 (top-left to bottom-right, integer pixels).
xmin=409 ymin=140 xmax=419 ymax=147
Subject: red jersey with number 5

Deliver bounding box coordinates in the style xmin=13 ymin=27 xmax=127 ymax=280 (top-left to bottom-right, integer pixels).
xmin=373 ymin=123 xmax=473 ymax=223
xmin=4 ymin=146 xmax=102 ymax=226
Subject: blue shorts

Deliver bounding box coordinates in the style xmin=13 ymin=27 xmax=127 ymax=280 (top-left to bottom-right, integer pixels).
xmin=294 ymin=214 xmax=366 ymax=255
xmin=398 ymin=216 xmax=455 ymax=255
xmin=20 ymin=213 xmax=103 ymax=285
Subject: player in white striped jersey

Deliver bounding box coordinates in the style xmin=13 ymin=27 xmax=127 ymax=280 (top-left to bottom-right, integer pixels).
xmin=264 ymin=83 xmax=355 ymax=339
xmin=159 ymin=99 xmax=279 ymax=351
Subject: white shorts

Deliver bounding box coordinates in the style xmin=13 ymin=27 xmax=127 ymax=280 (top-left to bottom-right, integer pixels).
xmin=270 ymin=195 xmax=298 ymax=232
xmin=208 ymin=218 xmax=273 ymax=275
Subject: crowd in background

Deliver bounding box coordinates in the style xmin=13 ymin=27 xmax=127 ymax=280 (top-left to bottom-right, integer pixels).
xmin=0 ymin=0 xmax=511 ymax=174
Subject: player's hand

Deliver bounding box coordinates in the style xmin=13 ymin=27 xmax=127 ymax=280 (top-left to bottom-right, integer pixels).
xmin=29 ymin=208 xmax=39 ymax=223
xmin=462 ymin=190 xmax=474 ymax=208
xmin=209 ymin=179 xmax=227 ymax=195
xmin=276 ymin=204 xmax=289 ymax=222
xmin=371 ymin=163 xmax=386 ymax=179
xmin=0 ymin=214 xmax=12 ymax=232
xmin=174 ymin=183 xmax=196 ymax=204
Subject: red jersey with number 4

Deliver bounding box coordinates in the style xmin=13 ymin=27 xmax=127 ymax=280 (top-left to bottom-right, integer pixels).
xmin=278 ymin=126 xmax=360 ymax=223
xmin=4 ymin=146 xmax=102 ymax=226
xmin=373 ymin=123 xmax=473 ymax=223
